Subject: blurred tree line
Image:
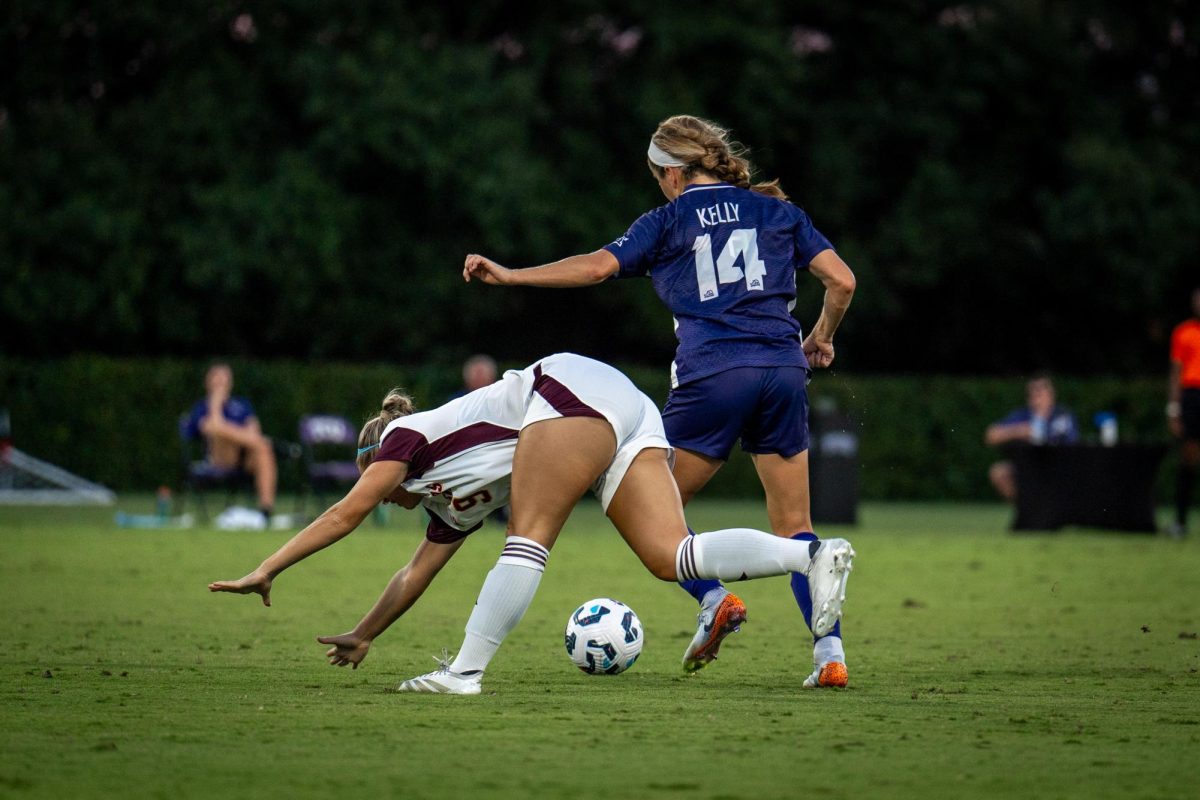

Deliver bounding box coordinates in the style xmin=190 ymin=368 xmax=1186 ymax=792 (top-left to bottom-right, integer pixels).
xmin=2 ymin=0 xmax=1197 ymax=374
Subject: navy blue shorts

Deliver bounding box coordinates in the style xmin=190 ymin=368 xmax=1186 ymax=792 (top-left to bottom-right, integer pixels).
xmin=662 ymin=366 xmax=810 ymax=460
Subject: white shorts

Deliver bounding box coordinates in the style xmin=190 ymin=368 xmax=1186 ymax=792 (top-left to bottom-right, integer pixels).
xmin=519 ymin=353 xmax=672 ymax=510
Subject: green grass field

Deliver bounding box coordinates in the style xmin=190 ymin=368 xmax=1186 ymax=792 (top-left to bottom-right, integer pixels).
xmin=2 ymin=498 xmax=1198 ymax=799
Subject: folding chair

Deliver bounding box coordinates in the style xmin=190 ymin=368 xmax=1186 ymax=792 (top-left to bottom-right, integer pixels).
xmin=298 ymin=414 xmax=361 ymax=514
xmin=178 ymin=413 xmax=254 ymax=522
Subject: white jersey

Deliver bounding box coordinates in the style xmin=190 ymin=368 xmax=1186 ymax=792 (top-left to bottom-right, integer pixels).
xmin=374 ymin=353 xmax=669 ymax=542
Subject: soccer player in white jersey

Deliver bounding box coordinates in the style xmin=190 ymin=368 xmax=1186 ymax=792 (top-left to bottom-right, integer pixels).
xmin=462 ymin=116 xmax=857 ymax=688
xmin=210 ymin=353 xmax=854 ymax=694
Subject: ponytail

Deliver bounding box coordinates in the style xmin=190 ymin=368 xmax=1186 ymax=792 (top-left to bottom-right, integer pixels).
xmin=356 ymin=388 xmax=416 ymax=472
xmin=649 ymin=115 xmax=788 ymax=201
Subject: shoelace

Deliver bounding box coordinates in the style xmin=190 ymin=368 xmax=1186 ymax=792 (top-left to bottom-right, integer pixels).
xmin=430 ymin=647 xmax=454 ymax=674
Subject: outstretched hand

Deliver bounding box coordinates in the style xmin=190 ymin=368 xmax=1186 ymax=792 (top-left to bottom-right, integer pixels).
xmin=463 ymin=253 xmax=512 ymax=285
xmin=208 ymin=570 xmax=273 ymax=607
xmin=803 ymin=335 xmax=836 ymax=369
xmin=316 ymin=631 xmax=372 ymax=669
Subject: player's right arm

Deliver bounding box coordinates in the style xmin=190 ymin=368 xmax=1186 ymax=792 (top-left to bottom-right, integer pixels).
xmin=463 ymin=250 xmax=619 ymax=287
xmin=802 ymin=249 xmax=857 ymax=369
xmin=208 ymin=460 xmax=409 ymax=605
xmin=317 ymin=537 xmax=465 ymax=669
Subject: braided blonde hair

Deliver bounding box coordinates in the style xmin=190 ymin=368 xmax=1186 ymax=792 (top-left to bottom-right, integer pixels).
xmin=649 ymin=115 xmax=787 ymax=200
xmin=356 ymin=388 xmax=416 ymax=472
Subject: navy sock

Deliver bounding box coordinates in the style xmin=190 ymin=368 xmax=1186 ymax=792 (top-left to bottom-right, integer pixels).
xmin=677 ymin=527 xmax=723 ymax=604
xmin=789 ymin=532 xmax=841 ymax=642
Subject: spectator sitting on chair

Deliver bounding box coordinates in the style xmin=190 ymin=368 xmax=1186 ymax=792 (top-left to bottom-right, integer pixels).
xmin=184 ymin=362 xmax=277 ymax=523
xmin=984 ymin=373 xmax=1079 ymax=502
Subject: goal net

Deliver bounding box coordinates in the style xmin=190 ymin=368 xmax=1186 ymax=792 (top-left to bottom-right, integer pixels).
xmin=0 ymin=446 xmax=116 ymax=505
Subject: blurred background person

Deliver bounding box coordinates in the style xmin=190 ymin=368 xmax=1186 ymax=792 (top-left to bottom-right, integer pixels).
xmin=184 ymin=362 xmax=277 ymax=523
xmin=456 ymin=354 xmax=500 ymax=399
xmin=984 ymin=373 xmax=1079 ymax=502
xmin=1166 ymin=285 xmax=1200 ymax=538
xmin=463 ymin=354 xmax=499 ymax=391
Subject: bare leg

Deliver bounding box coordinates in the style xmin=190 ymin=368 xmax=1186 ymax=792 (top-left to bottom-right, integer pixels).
xmin=606 ymin=448 xmax=826 ymax=584
xmin=606 ymin=448 xmax=691 ymax=578
xmin=671 ymin=448 xmax=724 ymax=507
xmin=243 ymin=440 xmax=278 ymax=510
xmin=989 ymin=460 xmax=1016 ymax=502
xmin=207 ymin=426 xmax=277 ymax=510
xmin=439 ymin=416 xmax=617 ymax=679
xmin=751 ymin=450 xmax=813 ymax=536
xmin=507 ymin=416 xmax=616 ymax=548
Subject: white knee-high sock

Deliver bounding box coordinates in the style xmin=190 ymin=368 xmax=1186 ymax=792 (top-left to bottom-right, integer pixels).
xmin=675 ymin=528 xmax=816 ymax=582
xmin=449 ymin=536 xmax=549 ymax=674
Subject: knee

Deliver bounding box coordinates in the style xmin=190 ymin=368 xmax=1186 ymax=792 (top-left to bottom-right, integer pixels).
xmin=640 ymin=549 xmax=678 ymax=582
xmin=649 ymin=562 xmax=678 ymax=582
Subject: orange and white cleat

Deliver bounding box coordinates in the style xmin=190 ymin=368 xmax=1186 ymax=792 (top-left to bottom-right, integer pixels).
xmin=802 ymin=661 xmax=849 ymax=688
xmin=682 ymin=590 xmax=748 ymax=673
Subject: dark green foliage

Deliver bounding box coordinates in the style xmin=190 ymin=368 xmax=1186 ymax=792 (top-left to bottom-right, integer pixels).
xmin=0 ymin=355 xmax=1177 ymax=500
xmin=2 ymin=2 xmax=1197 ymax=371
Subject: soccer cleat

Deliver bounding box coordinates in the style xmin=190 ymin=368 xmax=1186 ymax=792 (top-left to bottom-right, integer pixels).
xmin=681 ymin=589 xmax=748 ymax=673
xmin=802 ymin=661 xmax=849 ymax=689
xmin=397 ymin=653 xmax=483 ymax=695
xmin=807 ymin=538 xmax=855 ymax=638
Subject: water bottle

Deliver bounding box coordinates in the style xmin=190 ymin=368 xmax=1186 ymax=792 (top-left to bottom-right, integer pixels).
xmin=1095 ymin=412 xmax=1118 ymax=447
xmin=156 ymin=486 xmax=173 ymax=519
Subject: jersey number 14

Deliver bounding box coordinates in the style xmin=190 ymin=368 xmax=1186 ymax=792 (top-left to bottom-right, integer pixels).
xmin=692 ymin=228 xmax=766 ymax=302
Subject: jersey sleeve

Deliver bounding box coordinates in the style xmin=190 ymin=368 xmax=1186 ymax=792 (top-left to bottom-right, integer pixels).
xmin=182 ymin=401 xmax=205 ymax=440
xmin=793 ymin=207 xmax=834 ymax=268
xmin=226 ymin=397 xmax=256 ymax=426
xmin=374 ymin=426 xmax=431 ymax=473
xmin=996 ymin=408 xmax=1029 ymax=427
xmin=603 ymin=208 xmax=667 ymax=278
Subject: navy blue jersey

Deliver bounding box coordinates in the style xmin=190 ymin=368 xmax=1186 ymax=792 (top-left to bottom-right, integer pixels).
xmin=996 ymin=406 xmax=1079 ymax=444
xmin=184 ymin=396 xmax=257 ymax=441
xmin=603 ymin=182 xmax=833 ymax=388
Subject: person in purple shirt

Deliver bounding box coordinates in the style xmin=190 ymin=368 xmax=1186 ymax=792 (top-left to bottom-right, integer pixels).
xmin=462 ymin=114 xmax=857 ymax=689
xmin=984 ymin=373 xmax=1079 ymax=502
xmin=184 ymin=362 xmax=278 ymax=522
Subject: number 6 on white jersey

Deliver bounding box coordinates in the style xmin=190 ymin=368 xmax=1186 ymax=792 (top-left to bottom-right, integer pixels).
xmin=692 ymin=228 xmax=767 ymax=302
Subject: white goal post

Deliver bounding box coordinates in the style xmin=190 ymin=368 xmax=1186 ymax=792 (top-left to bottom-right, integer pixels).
xmin=0 ymin=447 xmax=116 ymax=506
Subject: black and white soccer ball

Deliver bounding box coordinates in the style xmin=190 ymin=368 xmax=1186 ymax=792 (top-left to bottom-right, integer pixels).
xmin=564 ymin=598 xmax=644 ymax=675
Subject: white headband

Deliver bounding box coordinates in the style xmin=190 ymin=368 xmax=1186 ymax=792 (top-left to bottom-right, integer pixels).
xmin=647 ymin=140 xmax=687 ymax=168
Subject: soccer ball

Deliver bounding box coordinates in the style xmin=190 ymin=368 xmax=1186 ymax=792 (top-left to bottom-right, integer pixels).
xmin=563 ymin=598 xmax=643 ymax=675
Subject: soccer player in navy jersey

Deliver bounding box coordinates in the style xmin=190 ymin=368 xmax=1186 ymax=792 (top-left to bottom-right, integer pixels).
xmin=463 ymin=115 xmax=856 ymax=688
xmin=209 ymin=354 xmax=854 ymax=694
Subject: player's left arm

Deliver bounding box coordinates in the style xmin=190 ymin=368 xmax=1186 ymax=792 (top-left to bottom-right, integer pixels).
xmin=463 ymin=250 xmax=619 ymax=287
xmin=802 ymin=249 xmax=857 ymax=369
xmin=317 ymin=537 xmax=466 ymax=668
xmin=208 ymin=460 xmax=409 ymax=605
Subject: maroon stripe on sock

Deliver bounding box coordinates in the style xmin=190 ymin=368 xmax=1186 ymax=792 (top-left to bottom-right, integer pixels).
xmin=502 ymin=542 xmax=548 ymax=566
